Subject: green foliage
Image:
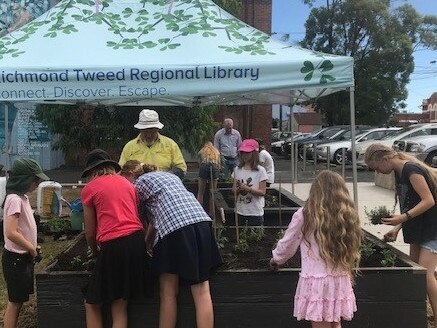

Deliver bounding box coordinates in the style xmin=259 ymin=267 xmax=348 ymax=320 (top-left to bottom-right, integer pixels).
xmin=233 ymin=226 xmax=265 ymax=253
xmin=244 ymin=226 xmax=265 ymax=243
xmin=70 ymin=248 xmax=96 ymax=270
xmin=365 ymin=205 xmax=392 ymax=225
xmin=380 ymin=249 xmax=397 ymax=267
xmin=157 ymin=106 xmax=220 ymax=155
xmin=215 ymin=224 xmax=229 ymax=249
xmin=71 ymin=255 xmax=82 ymax=266
xmin=212 ymin=0 xmax=242 ymax=16
xmin=34 ymin=104 xmax=218 ymax=164
xmin=233 ymin=237 xmax=249 ymax=253
xmin=46 ymin=217 xmax=71 ymax=234
xmin=360 ymin=241 xmax=375 ymax=260
xmin=299 ymin=0 xmax=437 ymax=125
xmin=265 ymin=194 xmax=279 ymax=207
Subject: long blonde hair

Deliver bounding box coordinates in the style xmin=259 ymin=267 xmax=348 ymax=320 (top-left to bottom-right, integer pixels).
xmin=365 ymin=143 xmax=437 ymax=193
xmin=199 ymin=141 xmax=220 ymax=165
xmin=303 ymin=171 xmax=362 ymax=276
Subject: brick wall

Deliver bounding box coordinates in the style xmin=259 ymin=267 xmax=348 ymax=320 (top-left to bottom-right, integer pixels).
xmin=241 ymin=0 xmax=272 ymax=34
xmin=215 ymin=0 xmax=273 ymax=149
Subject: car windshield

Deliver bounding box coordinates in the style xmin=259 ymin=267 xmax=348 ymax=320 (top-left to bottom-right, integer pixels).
xmin=355 ymin=132 xmax=367 ymax=140
xmin=379 ymin=126 xmax=418 ymax=140
xmin=375 ymin=129 xmax=399 ymax=140
xmin=308 ymin=128 xmax=324 ymax=137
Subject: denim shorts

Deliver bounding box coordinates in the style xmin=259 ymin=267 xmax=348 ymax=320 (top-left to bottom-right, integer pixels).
xmin=199 ymin=163 xmax=219 ymax=180
xmin=421 ymin=239 xmax=437 ymax=254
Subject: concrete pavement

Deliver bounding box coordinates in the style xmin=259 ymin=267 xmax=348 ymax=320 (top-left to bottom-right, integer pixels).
xmin=273 ymin=182 xmax=409 ymax=255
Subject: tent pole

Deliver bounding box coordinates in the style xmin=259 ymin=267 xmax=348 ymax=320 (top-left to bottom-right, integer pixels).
xmin=289 ymin=96 xmax=296 ymax=194
xmin=349 ymin=88 xmax=358 ymax=208
xmin=4 ymin=102 xmax=9 ymax=173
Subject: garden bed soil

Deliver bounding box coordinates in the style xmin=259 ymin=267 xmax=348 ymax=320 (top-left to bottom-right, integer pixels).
xmin=51 ymin=227 xmax=405 ymax=272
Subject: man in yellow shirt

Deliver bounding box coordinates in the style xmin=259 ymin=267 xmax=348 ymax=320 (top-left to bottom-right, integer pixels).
xmin=119 ymin=109 xmax=187 ymax=179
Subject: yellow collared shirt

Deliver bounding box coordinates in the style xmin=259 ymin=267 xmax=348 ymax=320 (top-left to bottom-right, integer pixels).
xmin=119 ymin=134 xmax=187 ymax=173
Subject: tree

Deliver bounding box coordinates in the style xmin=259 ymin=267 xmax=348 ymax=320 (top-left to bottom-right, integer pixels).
xmin=213 ymin=0 xmax=242 ymax=16
xmin=300 ymin=0 xmax=437 ymax=125
xmin=35 ymin=105 xmax=218 ymax=165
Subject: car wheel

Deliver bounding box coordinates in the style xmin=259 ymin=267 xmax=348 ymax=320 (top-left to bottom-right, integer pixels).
xmin=333 ymin=149 xmax=346 ymax=165
xmin=425 ymin=151 xmax=437 ymax=168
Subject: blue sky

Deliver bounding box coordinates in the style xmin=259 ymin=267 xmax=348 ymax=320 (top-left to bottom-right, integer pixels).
xmin=272 ymin=0 xmax=437 ymax=113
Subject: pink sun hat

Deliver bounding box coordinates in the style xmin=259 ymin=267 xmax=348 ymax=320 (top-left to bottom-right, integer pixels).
xmin=238 ymin=139 xmax=259 ymax=152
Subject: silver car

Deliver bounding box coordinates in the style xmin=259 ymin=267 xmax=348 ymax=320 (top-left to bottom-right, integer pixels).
xmin=393 ymin=135 xmax=437 ymax=167
xmin=316 ymin=127 xmax=401 ymax=165
xmin=351 ymin=123 xmax=437 ymax=167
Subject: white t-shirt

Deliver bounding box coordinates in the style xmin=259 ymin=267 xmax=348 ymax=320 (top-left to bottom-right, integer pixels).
xmin=259 ymin=149 xmax=275 ymax=184
xmin=233 ymin=165 xmax=268 ymax=216
xmin=3 ymin=194 xmax=37 ymax=254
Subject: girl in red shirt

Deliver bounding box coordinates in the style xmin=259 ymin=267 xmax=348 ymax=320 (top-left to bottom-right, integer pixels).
xmin=81 ymin=149 xmax=148 ymax=328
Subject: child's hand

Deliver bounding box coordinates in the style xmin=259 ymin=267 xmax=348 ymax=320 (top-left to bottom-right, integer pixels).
xmin=382 ymin=214 xmax=405 ymax=226
xmin=33 ymin=245 xmax=42 ymax=263
xmin=269 ymin=258 xmax=279 ymax=271
xmin=383 ymin=228 xmax=399 ymax=242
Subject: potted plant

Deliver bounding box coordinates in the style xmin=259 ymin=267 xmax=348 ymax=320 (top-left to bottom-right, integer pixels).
xmin=365 ymin=205 xmax=392 ymax=225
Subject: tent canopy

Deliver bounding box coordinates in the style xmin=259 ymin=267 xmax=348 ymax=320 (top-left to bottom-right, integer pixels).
xmin=0 ymin=0 xmax=354 ymax=107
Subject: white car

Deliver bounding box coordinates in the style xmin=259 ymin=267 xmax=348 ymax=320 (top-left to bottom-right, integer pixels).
xmin=271 ymin=132 xmax=307 ymax=156
xmin=350 ymin=123 xmax=437 ymax=167
xmin=316 ymin=127 xmax=401 ymax=165
xmin=393 ymin=135 xmax=437 ymax=167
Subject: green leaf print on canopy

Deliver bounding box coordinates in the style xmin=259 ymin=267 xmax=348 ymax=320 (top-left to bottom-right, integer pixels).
xmin=0 ymin=0 xmax=274 ymax=59
xmin=300 ymin=59 xmax=336 ymax=85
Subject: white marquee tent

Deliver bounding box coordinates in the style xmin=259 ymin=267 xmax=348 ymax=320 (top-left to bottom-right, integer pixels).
xmin=0 ymin=0 xmax=359 ymax=201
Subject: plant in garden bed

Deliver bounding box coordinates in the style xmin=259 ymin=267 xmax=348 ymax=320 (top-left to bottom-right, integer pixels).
xmin=380 ymin=249 xmax=397 ymax=267
xmin=359 ymin=240 xmax=400 ymax=267
xmin=365 ymin=205 xmax=392 ymax=225
xmin=50 ymin=226 xmax=404 ymax=272
xmin=44 ymin=216 xmax=72 ymax=240
xmin=360 ymin=241 xmax=376 ymax=259
xmin=215 ymin=225 xmax=228 ymax=249
xmin=265 ymin=194 xmax=279 ymax=207
xmin=69 ymin=248 xmax=96 ymax=271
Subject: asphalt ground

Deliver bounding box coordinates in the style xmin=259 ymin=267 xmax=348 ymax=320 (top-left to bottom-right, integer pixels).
xmin=44 ymin=156 xmax=374 ymax=184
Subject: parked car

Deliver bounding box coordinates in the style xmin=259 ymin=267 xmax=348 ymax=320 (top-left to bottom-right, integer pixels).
xmin=349 ymin=123 xmax=437 ymax=168
xmin=282 ymin=125 xmax=349 ymax=158
xmin=272 ymin=131 xmax=291 ymax=143
xmin=301 ymin=125 xmax=372 ymax=158
xmin=271 ymin=132 xmax=293 ymax=155
xmin=393 ymin=135 xmax=437 ymax=167
xmin=271 ymin=132 xmax=308 ymax=156
xmin=284 ymin=125 xmax=373 ymax=159
xmin=316 ymin=127 xmax=401 ymax=165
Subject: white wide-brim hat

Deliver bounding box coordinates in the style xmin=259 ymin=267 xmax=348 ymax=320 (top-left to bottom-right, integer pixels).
xmin=134 ymin=109 xmax=164 ymax=130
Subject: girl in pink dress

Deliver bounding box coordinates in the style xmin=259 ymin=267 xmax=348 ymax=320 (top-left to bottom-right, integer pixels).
xmin=270 ymin=170 xmax=362 ymax=328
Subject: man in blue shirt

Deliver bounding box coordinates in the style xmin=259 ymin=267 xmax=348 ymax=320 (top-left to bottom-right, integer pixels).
xmin=214 ymin=118 xmax=242 ymax=180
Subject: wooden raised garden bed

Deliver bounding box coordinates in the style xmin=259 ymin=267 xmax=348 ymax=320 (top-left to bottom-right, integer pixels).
xmin=36 ymin=225 xmax=427 ymax=328
xmin=182 ymin=180 xmax=233 ymax=213
xmin=214 ymin=187 xmax=303 ymax=226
